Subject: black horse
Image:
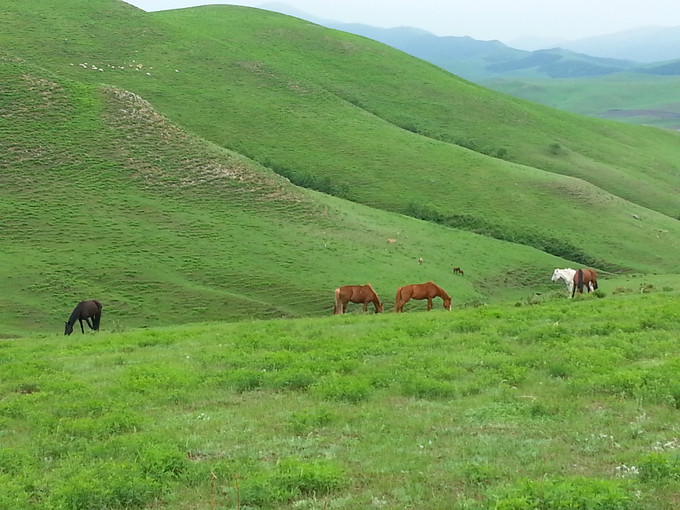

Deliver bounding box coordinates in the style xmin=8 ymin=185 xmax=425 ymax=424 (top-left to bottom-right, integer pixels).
xmin=64 ymin=300 xmax=102 ymax=335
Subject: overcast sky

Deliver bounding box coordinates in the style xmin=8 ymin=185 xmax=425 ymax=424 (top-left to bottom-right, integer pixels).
xmin=124 ymin=1 xmax=680 ymax=45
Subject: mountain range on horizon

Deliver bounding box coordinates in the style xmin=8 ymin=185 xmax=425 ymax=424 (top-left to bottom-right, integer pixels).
xmin=257 ymin=2 xmax=680 ymax=130
xmin=259 ymin=2 xmax=680 ymax=64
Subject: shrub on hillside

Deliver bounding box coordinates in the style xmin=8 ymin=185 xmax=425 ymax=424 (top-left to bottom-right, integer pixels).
xmin=490 ymin=476 xmax=638 ymax=509
xmin=638 ymin=453 xmax=680 ymax=482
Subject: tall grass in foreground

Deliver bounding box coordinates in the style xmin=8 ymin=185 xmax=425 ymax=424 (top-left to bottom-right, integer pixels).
xmin=1 ymin=289 xmax=679 ymax=509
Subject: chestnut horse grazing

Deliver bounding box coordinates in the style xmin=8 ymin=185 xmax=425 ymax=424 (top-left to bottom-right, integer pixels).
xmin=453 ymin=267 xmax=464 ymax=276
xmin=334 ymin=284 xmax=383 ymax=314
xmin=571 ymin=269 xmax=598 ymax=298
xmin=65 ymin=300 xmax=102 ymax=335
xmin=394 ymin=281 xmax=452 ymax=312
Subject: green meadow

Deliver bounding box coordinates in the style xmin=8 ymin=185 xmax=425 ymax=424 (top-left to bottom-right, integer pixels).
xmin=2 ymin=290 xmax=680 ymax=509
xmin=1 ymin=0 xmax=680 ymax=508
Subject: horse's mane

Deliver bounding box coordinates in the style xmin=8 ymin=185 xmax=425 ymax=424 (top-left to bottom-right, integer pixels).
xmin=365 ymin=283 xmax=382 ymax=304
xmin=426 ymin=281 xmax=449 ymax=299
xmin=67 ymin=306 xmax=81 ymax=326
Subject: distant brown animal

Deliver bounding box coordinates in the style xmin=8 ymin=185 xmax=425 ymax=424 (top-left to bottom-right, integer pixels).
xmin=453 ymin=267 xmax=464 ymax=276
xmin=571 ymin=268 xmax=598 ymax=298
xmin=64 ymin=299 xmax=102 ymax=335
xmin=334 ymin=284 xmax=383 ymax=314
xmin=394 ymin=281 xmax=452 ymax=313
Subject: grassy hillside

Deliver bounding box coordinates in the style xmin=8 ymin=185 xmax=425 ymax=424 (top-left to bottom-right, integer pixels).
xmin=2 ymin=55 xmax=576 ymax=335
xmin=2 ymin=290 xmax=680 ymax=509
xmin=1 ymin=0 xmax=680 ymax=335
xmin=1 ymin=0 xmax=679 ymax=277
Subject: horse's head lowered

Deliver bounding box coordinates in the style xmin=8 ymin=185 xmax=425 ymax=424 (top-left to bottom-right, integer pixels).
xmin=443 ymin=297 xmax=452 ymax=311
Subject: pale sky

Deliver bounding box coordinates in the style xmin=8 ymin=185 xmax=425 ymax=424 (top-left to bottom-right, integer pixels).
xmin=124 ymin=0 xmax=680 ymax=45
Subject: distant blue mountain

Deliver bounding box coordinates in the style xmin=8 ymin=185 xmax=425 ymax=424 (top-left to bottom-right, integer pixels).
xmin=258 ymin=3 xmax=680 ymax=81
xmin=320 ymin=22 xmax=680 ymax=81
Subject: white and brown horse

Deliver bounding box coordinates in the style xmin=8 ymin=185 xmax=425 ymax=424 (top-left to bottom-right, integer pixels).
xmin=551 ymin=268 xmax=597 ymax=298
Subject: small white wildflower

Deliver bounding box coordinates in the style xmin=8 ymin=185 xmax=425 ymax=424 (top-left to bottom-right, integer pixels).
xmin=372 ymin=496 xmax=388 ymax=508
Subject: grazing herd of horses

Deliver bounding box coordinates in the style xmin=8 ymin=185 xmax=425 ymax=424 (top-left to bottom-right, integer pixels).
xmin=551 ymin=267 xmax=598 ymax=298
xmin=334 ymin=281 xmax=453 ymax=315
xmin=333 ymin=267 xmax=598 ymax=316
xmin=63 ymin=268 xmax=598 ymax=333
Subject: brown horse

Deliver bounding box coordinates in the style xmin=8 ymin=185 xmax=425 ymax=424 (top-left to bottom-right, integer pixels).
xmin=334 ymin=284 xmax=383 ymax=314
xmin=453 ymin=267 xmax=464 ymax=276
xmin=571 ymin=269 xmax=598 ymax=298
xmin=65 ymin=299 xmax=102 ymax=335
xmin=394 ymin=281 xmax=452 ymax=312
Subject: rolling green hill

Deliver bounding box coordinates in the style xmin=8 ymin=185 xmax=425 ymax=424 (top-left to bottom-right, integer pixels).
xmin=1 ymin=54 xmax=570 ymax=334
xmin=1 ymin=0 xmax=680 ymax=334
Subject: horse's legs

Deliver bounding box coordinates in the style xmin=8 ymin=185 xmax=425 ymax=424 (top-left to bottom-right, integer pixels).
xmin=426 ymin=298 xmax=433 ymax=311
xmin=362 ymin=302 xmax=369 ymax=312
xmin=78 ymin=318 xmax=85 ymax=334
xmin=84 ymin=317 xmax=95 ymax=330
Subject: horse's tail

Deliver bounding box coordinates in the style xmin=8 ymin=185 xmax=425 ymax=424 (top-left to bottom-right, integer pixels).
xmin=333 ymin=288 xmax=342 ymax=314
xmin=577 ymin=269 xmax=584 ymax=295
xmin=394 ymin=287 xmax=403 ymax=312
xmin=94 ymin=300 xmax=102 ymax=329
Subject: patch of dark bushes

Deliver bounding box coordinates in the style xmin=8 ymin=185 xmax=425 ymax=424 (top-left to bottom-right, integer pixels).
xmin=264 ymin=161 xmax=353 ymax=200
xmin=406 ymin=202 xmax=622 ymax=271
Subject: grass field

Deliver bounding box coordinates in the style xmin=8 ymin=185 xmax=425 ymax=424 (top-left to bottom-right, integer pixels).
xmin=2 ymin=2 xmax=680 ymax=509
xmin=2 ymin=0 xmax=680 ymax=335
xmin=2 ymin=289 xmax=680 ymax=509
